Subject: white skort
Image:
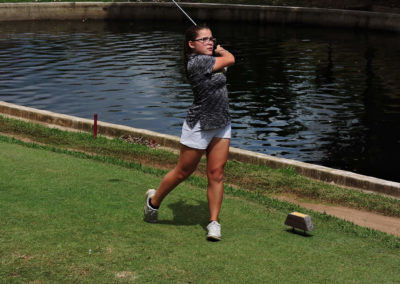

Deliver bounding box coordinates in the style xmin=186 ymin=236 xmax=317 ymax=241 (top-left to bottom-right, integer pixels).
xmin=180 ymin=120 xmax=231 ymax=150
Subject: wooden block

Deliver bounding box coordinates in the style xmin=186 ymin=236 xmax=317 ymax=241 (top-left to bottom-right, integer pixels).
xmin=285 ymin=212 xmax=314 ymax=231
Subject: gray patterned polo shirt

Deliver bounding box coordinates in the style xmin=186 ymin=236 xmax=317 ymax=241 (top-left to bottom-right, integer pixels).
xmin=185 ymin=54 xmax=231 ymax=130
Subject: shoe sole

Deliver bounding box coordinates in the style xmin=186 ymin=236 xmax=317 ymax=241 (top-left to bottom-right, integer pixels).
xmin=144 ymin=216 xmax=158 ymax=223
xmin=206 ymin=235 xmax=221 ymax=241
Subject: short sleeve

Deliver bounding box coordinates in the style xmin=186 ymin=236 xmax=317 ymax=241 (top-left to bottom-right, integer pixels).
xmin=187 ymin=54 xmax=215 ymax=79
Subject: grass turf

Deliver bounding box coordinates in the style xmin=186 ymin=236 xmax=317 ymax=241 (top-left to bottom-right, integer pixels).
xmin=0 ymin=139 xmax=399 ymax=283
xmin=1 ymin=115 xmax=399 ymax=218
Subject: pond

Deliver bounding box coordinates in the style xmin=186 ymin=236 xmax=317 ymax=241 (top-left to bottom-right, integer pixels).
xmin=1 ymin=20 xmax=399 ymax=182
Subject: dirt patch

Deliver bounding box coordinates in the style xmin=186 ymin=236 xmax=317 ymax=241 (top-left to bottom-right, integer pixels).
xmin=115 ymin=271 xmax=139 ymax=281
xmin=277 ymin=195 xmax=400 ymax=236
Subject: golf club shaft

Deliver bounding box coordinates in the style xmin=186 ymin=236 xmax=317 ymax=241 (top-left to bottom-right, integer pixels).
xmin=172 ymin=0 xmax=197 ymax=26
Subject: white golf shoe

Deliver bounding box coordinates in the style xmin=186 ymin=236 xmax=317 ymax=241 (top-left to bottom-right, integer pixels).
xmin=143 ymin=189 xmax=158 ymax=223
xmin=206 ymin=221 xmax=221 ymax=241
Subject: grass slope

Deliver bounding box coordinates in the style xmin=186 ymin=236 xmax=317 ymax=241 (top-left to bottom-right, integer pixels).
xmin=1 ymin=115 xmax=399 ymax=218
xmin=0 ymin=140 xmax=399 ymax=283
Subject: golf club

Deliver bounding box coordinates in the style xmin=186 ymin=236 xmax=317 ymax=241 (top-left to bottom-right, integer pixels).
xmin=172 ymin=0 xmax=220 ymax=56
xmin=172 ymin=0 xmax=197 ymax=26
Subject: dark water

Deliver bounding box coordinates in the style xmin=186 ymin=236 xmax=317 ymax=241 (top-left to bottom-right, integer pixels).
xmin=0 ymin=20 xmax=399 ymax=182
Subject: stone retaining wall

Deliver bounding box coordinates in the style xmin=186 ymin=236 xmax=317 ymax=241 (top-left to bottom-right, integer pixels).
xmin=0 ymin=2 xmax=399 ymax=33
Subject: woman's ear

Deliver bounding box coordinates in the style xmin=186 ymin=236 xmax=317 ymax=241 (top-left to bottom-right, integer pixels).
xmin=188 ymin=41 xmax=195 ymax=49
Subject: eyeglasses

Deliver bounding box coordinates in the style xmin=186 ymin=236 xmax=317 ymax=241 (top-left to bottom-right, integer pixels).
xmin=192 ymin=37 xmax=216 ymax=44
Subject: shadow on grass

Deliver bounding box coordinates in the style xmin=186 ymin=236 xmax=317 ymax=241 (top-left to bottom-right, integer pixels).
xmin=158 ymin=200 xmax=209 ymax=230
xmin=285 ymin=228 xmax=313 ymax=237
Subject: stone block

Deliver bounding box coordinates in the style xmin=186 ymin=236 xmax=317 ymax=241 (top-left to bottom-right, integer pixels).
xmin=285 ymin=212 xmax=314 ymax=232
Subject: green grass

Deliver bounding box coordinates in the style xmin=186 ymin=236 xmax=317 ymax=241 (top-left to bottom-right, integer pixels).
xmin=0 ymin=137 xmax=400 ymax=283
xmin=1 ymin=115 xmax=399 ymax=218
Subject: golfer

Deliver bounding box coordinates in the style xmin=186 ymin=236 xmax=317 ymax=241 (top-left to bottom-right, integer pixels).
xmin=144 ymin=24 xmax=235 ymax=241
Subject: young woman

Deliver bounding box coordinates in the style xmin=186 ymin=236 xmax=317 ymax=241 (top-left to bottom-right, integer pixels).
xmin=144 ymin=25 xmax=235 ymax=241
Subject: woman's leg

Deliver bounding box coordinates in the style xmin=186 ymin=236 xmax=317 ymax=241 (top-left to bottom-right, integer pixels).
xmin=150 ymin=145 xmax=205 ymax=207
xmin=206 ymin=138 xmax=230 ymax=221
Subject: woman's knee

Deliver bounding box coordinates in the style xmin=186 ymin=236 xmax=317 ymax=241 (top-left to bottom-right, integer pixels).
xmin=174 ymin=167 xmax=195 ymax=182
xmin=207 ymin=167 xmax=225 ymax=183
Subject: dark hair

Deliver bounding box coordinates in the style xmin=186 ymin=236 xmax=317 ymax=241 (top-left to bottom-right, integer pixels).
xmin=183 ymin=24 xmax=210 ymax=77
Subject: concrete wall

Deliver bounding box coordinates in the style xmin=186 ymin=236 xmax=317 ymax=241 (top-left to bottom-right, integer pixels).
xmin=0 ymin=2 xmax=399 ymax=32
xmin=1 ymin=101 xmax=399 ymax=198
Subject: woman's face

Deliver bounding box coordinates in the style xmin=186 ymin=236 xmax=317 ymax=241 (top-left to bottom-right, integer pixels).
xmin=189 ymin=28 xmax=215 ymax=56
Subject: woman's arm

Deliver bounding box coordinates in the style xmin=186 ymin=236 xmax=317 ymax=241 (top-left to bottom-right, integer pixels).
xmin=213 ymin=45 xmax=235 ymax=72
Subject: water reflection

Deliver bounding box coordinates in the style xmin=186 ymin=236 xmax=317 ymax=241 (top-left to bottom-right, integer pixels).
xmin=0 ymin=20 xmax=399 ymax=182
